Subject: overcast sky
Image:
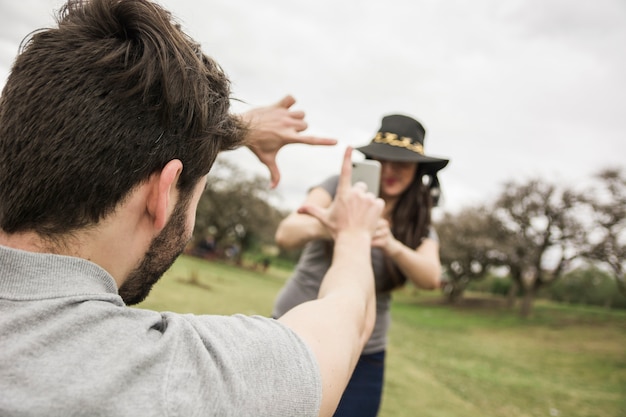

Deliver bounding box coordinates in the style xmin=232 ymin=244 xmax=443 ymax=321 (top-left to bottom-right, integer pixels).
xmin=1 ymin=0 xmax=624 ymax=213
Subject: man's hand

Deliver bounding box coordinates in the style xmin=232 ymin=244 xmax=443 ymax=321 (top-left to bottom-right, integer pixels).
xmin=241 ymin=95 xmax=337 ymax=188
xmin=297 ymin=147 xmax=383 ymax=240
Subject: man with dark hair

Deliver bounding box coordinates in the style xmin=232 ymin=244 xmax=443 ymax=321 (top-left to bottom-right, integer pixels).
xmin=0 ymin=1 xmax=383 ymax=416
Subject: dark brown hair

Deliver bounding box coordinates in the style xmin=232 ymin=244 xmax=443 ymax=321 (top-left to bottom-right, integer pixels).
xmin=382 ymin=167 xmax=434 ymax=291
xmin=0 ymin=0 xmax=246 ymax=237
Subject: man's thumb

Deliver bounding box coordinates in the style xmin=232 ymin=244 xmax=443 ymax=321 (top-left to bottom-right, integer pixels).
xmin=297 ymin=204 xmax=323 ymax=221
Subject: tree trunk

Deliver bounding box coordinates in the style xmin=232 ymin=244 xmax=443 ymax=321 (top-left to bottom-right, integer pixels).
xmin=506 ymin=280 xmax=518 ymax=308
xmin=616 ymin=271 xmax=626 ymax=297
xmin=443 ymin=279 xmax=465 ymax=304
xmin=446 ymin=286 xmax=465 ymax=304
xmin=520 ymin=286 xmax=535 ymax=318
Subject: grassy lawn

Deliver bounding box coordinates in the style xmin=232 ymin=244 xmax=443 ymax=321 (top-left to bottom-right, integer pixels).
xmin=138 ymin=255 xmax=626 ymax=417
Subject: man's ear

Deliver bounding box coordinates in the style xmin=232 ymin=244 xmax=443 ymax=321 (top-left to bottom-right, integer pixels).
xmin=147 ymin=159 xmax=183 ymax=231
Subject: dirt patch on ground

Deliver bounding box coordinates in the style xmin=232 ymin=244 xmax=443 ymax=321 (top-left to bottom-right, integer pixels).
xmin=176 ymin=272 xmax=213 ymax=291
xmin=417 ymin=295 xmax=509 ymax=310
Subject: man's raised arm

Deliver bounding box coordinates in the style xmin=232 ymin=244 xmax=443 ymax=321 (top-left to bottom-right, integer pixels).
xmin=277 ymin=147 xmax=384 ymax=417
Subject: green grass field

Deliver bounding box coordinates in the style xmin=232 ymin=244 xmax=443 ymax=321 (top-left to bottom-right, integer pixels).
xmin=137 ymin=255 xmax=626 ymax=417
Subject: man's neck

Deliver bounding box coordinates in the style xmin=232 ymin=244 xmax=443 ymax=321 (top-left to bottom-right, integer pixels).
xmin=0 ymin=216 xmax=148 ymax=291
xmin=0 ymin=230 xmax=67 ymax=255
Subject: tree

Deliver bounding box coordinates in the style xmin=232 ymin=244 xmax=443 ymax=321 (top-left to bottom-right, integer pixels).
xmin=492 ymin=179 xmax=586 ymax=317
xmin=581 ymin=168 xmax=626 ymax=295
xmin=192 ymin=158 xmax=287 ymax=263
xmin=436 ymin=206 xmax=503 ymax=302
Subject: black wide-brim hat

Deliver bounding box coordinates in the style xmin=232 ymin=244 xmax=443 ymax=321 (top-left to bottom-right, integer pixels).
xmin=356 ymin=114 xmax=449 ymax=174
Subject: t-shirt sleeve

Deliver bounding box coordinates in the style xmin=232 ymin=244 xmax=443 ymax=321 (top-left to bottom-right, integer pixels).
xmin=310 ymin=175 xmax=339 ymax=199
xmin=163 ymin=313 xmax=321 ymax=417
xmin=428 ymin=226 xmax=439 ymax=242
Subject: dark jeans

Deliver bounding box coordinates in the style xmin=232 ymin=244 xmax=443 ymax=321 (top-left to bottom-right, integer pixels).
xmin=333 ymin=350 xmax=386 ymax=417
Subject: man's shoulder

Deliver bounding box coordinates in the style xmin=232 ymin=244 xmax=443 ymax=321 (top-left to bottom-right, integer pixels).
xmin=157 ymin=313 xmax=323 ymax=416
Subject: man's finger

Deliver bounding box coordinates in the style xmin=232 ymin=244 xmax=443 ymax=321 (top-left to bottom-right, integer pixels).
xmin=336 ymin=147 xmax=353 ymax=194
xmin=352 ymin=181 xmax=368 ymax=192
xmin=288 ymin=110 xmax=306 ymax=120
xmin=288 ymin=118 xmax=308 ymax=132
xmin=288 ymin=136 xmax=338 ymax=146
xmin=276 ymin=95 xmax=296 ymax=109
xmin=297 ymin=204 xmax=324 ymax=221
xmin=265 ymin=159 xmax=280 ymax=189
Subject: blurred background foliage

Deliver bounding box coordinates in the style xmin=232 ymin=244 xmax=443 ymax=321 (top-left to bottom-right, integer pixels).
xmin=188 ymin=162 xmax=625 ymax=316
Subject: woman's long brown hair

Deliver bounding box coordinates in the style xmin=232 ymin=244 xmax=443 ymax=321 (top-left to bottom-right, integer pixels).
xmin=381 ymin=166 xmax=435 ymax=292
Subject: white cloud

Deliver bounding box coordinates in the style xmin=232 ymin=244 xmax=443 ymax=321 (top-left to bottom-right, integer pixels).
xmin=1 ymin=0 xmax=624 ymax=213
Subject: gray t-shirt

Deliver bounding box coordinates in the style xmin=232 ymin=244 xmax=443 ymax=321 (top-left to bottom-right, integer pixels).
xmin=273 ymin=175 xmax=436 ymax=355
xmin=0 ymin=245 xmax=321 ymax=417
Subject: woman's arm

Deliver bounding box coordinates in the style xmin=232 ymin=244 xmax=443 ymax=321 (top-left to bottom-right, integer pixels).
xmin=274 ymin=186 xmax=333 ymax=250
xmin=372 ymin=219 xmax=442 ymax=289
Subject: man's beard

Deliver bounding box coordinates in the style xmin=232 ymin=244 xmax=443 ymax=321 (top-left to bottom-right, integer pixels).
xmin=119 ymin=197 xmax=192 ymax=305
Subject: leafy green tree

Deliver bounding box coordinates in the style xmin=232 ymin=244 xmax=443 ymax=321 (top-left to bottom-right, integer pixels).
xmin=436 ymin=170 xmax=625 ymax=314
xmin=192 ymin=158 xmax=286 ymax=262
xmin=436 ymin=206 xmax=503 ymax=302
xmin=580 ymin=168 xmax=626 ymax=296
xmin=492 ymin=179 xmax=587 ymax=317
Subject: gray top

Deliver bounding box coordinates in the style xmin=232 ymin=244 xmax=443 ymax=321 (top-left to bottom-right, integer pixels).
xmin=0 ymin=245 xmax=321 ymax=417
xmin=273 ymin=175 xmax=436 ymax=355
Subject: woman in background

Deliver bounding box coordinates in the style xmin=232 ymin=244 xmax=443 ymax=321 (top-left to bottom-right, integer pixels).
xmin=272 ymin=114 xmax=450 ymax=417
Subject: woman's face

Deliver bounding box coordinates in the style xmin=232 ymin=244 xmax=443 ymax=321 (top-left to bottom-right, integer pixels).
xmin=375 ymin=159 xmax=417 ymax=199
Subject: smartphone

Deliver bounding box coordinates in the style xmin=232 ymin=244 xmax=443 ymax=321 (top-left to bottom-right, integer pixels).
xmin=351 ymin=160 xmax=381 ymax=196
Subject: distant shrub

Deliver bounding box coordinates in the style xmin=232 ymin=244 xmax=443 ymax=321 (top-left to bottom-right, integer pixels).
xmin=467 ymin=273 xmax=512 ymax=296
xmin=464 ymin=267 xmax=626 ymax=309
xmin=545 ymin=266 xmax=626 ymax=309
xmin=490 ymin=277 xmax=513 ymax=296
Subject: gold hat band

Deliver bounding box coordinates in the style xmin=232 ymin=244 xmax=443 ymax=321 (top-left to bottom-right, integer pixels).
xmin=372 ymin=132 xmax=424 ymax=155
